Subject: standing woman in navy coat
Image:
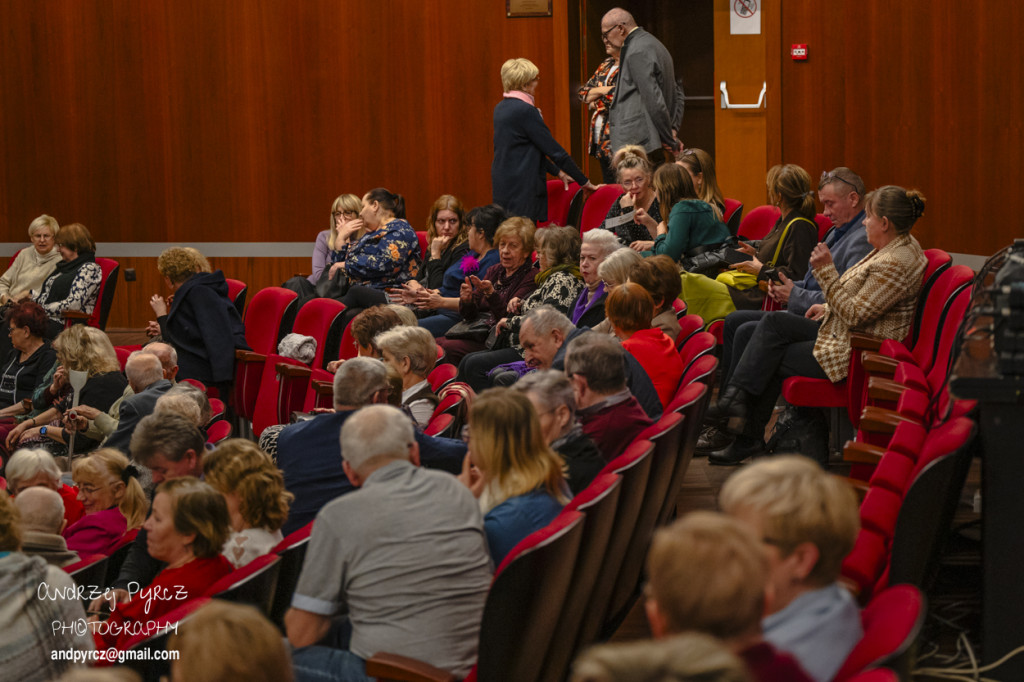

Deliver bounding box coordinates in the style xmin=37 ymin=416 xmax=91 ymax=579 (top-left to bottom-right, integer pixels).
xmin=491 ymin=58 xmax=598 ymax=223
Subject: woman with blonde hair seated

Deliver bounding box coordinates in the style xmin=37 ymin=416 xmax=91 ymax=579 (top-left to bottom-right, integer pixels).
xmin=0 ymin=214 xmax=61 ymax=307
xmin=92 ymin=477 xmax=233 ymax=649
xmin=631 ymin=164 xmax=728 ymax=258
xmin=605 ymin=283 xmax=683 ymax=409
xmin=374 ymin=325 xmax=439 ymax=427
xmin=457 ymin=388 xmax=567 ymax=565
xmin=719 ymin=456 xmax=861 ymax=682
xmin=596 ymin=247 xmax=643 ymax=289
xmin=600 ymin=146 xmax=663 ymax=246
xmin=64 ymin=448 xmax=146 ymax=556
xmin=204 ymin=439 xmax=293 ymax=568
xmin=5 ymin=325 xmax=127 ymax=457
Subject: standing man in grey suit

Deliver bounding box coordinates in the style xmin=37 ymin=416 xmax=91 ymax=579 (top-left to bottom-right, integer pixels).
xmin=602 ymin=8 xmax=683 ymax=165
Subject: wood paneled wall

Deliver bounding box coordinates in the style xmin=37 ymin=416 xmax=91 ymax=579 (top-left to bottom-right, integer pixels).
xmin=774 ymin=1 xmax=1022 ymax=256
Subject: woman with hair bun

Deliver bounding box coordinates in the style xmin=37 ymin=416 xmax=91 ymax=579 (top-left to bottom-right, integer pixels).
xmin=706 ymin=185 xmax=928 ymax=465
xmin=600 ymin=146 xmax=662 ymax=246
xmin=64 ymin=448 xmax=147 ymax=555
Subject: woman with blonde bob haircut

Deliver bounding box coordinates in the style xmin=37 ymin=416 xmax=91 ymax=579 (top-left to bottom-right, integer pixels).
xmin=0 ymin=214 xmax=61 ymax=306
xmin=64 ymin=448 xmax=146 ymax=556
xmin=93 ymin=477 xmax=233 ymax=649
xmin=458 ymin=388 xmax=567 ymax=565
xmin=493 ymin=58 xmax=596 ymax=222
xmin=204 ymin=439 xmax=294 ymax=568
xmin=170 ymin=600 xmax=293 ymax=682
xmin=719 ymin=456 xmax=861 ymax=682
xmin=375 ymin=325 xmax=439 ymax=427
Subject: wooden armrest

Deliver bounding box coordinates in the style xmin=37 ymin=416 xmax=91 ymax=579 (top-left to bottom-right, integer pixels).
xmin=866 ymin=376 xmax=907 ymax=402
xmin=275 ymin=363 xmax=311 ymax=378
xmin=312 ymin=380 xmax=334 ymax=396
xmin=61 ymin=310 xmax=90 ymax=320
xmin=849 ymin=332 xmax=884 ymax=351
xmin=365 ymin=652 xmax=457 ymax=682
xmin=843 ymin=440 xmax=886 ymax=465
xmin=858 ymin=406 xmax=918 ymax=434
xmin=861 ymin=351 xmax=898 ymax=377
xmin=236 ymin=350 xmax=266 ymax=362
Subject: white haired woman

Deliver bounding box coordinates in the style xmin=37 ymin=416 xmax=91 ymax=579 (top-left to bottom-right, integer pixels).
xmin=0 ymin=215 xmax=61 ymax=307
xmin=375 ymin=325 xmax=440 ymax=427
xmin=6 ymin=447 xmax=84 ymax=525
xmin=572 ymin=228 xmax=623 ymax=329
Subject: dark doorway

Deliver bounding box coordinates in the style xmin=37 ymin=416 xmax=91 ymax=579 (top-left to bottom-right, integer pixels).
xmin=569 ymin=0 xmax=716 ymax=179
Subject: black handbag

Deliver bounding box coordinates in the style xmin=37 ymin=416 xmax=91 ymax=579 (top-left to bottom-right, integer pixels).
xmin=314 ymin=267 xmax=350 ymax=300
xmin=679 ymin=237 xmax=745 ymax=277
xmin=445 ymin=315 xmax=494 ymax=343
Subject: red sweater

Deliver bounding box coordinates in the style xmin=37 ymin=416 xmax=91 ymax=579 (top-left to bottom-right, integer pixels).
xmin=623 ymin=329 xmax=684 ymax=408
xmin=58 ymin=484 xmax=85 ymax=526
xmin=739 ymin=642 xmax=814 ymax=682
xmin=580 ymin=394 xmax=653 ymax=461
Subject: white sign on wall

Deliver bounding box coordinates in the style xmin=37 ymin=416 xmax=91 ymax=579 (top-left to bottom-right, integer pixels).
xmin=730 ymin=0 xmax=761 ymax=35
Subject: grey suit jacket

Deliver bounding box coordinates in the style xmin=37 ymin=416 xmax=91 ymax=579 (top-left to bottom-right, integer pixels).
xmin=609 ymin=27 xmax=683 ymax=154
xmin=103 ymin=379 xmax=174 ymax=454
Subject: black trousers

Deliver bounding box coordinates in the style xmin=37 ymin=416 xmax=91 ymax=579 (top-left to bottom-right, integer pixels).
xmin=721 ymin=309 xmax=769 ymax=387
xmin=728 ymin=311 xmax=829 ymax=437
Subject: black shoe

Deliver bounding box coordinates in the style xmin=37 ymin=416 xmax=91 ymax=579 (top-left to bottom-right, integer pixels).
xmin=695 ymin=425 xmax=734 ymax=455
xmin=704 ymin=385 xmax=751 ymax=435
xmin=708 ymin=435 xmax=765 ymax=466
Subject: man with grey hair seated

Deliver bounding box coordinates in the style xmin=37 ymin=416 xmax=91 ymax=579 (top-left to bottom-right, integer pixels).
xmin=565 ymin=331 xmax=653 ymax=461
xmin=495 ymin=305 xmax=663 ymax=420
xmin=514 ymin=370 xmax=604 ymax=494
xmin=286 ymin=404 xmax=492 ymax=682
xmin=13 ymin=487 xmax=79 ymax=566
xmin=260 ymin=357 xmax=467 ymax=535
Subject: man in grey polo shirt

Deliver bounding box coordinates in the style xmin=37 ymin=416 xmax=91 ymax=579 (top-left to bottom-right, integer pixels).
xmin=286 ymin=404 xmax=492 ymax=682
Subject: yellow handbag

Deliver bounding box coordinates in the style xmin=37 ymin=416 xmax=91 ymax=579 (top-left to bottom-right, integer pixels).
xmin=715 ymin=270 xmax=759 ymax=290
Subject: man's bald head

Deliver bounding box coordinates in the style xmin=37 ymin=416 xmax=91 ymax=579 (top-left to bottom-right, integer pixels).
xmin=126 ymin=352 xmax=165 ymax=392
xmin=601 ymin=8 xmax=636 ymax=30
xmin=143 ymin=342 xmax=179 ymax=381
xmin=14 ymin=487 xmax=65 ymax=535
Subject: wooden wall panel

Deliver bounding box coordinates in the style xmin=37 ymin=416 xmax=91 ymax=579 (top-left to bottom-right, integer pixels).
xmin=776 ymin=1 xmax=1023 ymax=256
xmin=0 ymin=0 xmax=574 ymax=246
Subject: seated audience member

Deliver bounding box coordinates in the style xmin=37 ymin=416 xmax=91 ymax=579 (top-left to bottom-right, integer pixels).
xmin=6 ymin=447 xmax=84 ymax=525
xmin=676 ymin=148 xmax=727 ymax=219
xmin=93 ymin=477 xmax=233 ymax=650
xmin=706 ymin=185 xmax=928 ymax=465
xmin=436 ymin=216 xmax=536 ymax=366
xmin=459 ymin=224 xmax=584 ymax=392
xmin=33 ymin=222 xmax=102 ymax=329
xmin=0 ymin=215 xmax=61 ymax=307
xmin=596 ymin=245 xmax=642 ymax=289
xmin=286 ymin=404 xmax=492 ymax=681
xmin=81 ymin=352 xmax=172 ymax=455
xmin=0 ymin=489 xmax=95 ymax=681
xmin=374 ymin=325 xmax=439 ymax=427
xmin=88 ymin=413 xmax=206 ymax=614
xmin=6 ymin=325 xmax=128 ymax=456
xmin=398 ymin=204 xmax=503 ymax=337
xmin=636 ymin=164 xmax=729 ymax=260
xmin=0 ymin=301 xmax=56 ymax=413
xmin=645 ymin=512 xmax=813 ymax=682
xmin=203 ymin=439 xmax=293 ymax=568
xmin=154 ymin=381 xmax=213 ymax=429
xmin=572 ymin=228 xmax=622 ymax=328
xmin=565 ymin=331 xmax=653 ymax=461
xmin=601 ymin=146 xmax=662 ymax=246
xmin=702 ymin=167 xmax=871 ymax=455
xmin=628 ymin=254 xmax=684 ymax=341
xmin=64 ymin=449 xmax=146 ymax=556
xmin=142 ymin=341 xmax=180 ymax=381
xmin=571 ymin=632 xmax=751 ymax=682
xmin=680 ymin=164 xmax=817 ymax=324
xmin=259 ymin=357 xmax=466 ymax=536
xmin=13 ymin=486 xmax=79 ymax=566
xmin=338 ymin=188 xmax=422 ymax=292
xmin=148 ymin=246 xmax=249 ymax=388
xmin=490 ymin=305 xmax=661 ymax=418
xmin=458 ymin=388 xmax=567 ymax=564
xmin=514 ymin=370 xmax=603 ymax=495
xmin=605 ymin=283 xmax=684 ymax=409
xmin=324 ymin=305 xmax=405 ymax=373
xmin=170 ymin=600 xmax=294 ymax=682
xmin=720 ymin=456 xmax=861 ymax=682
xmin=283 ymin=193 xmax=363 ymax=299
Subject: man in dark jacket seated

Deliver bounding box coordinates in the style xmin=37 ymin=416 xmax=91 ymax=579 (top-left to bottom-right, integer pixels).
xmin=148 ymin=247 xmax=249 ymax=390
xmin=564 ymin=330 xmax=653 ymax=461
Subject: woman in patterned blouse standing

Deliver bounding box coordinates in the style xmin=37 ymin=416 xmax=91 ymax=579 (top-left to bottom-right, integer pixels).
xmin=579 ymin=31 xmax=621 ymax=183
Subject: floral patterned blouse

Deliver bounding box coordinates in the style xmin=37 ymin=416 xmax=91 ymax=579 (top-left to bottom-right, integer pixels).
xmin=601 ymin=195 xmax=662 ymax=245
xmin=344 ymin=218 xmax=421 ymax=290
xmin=37 ymin=262 xmax=102 ymax=321
xmin=507 ymin=266 xmax=585 ymax=352
xmin=578 ymin=57 xmax=620 ymax=163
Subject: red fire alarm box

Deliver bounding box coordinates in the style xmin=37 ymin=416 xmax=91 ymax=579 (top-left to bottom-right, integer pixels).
xmin=791 ymin=44 xmax=808 ymax=60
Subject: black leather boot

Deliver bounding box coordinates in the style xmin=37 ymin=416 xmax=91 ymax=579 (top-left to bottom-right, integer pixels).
xmin=708 ymin=435 xmax=765 ymax=466
xmin=695 ymin=425 xmax=734 ymax=455
xmin=704 ymin=385 xmax=752 ymax=434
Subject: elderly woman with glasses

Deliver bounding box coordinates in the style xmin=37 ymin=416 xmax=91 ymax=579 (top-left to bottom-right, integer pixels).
xmin=64 ymin=448 xmax=147 ymax=556
xmin=0 ymin=215 xmax=61 ymax=307
xmin=600 ymin=146 xmax=662 ymax=246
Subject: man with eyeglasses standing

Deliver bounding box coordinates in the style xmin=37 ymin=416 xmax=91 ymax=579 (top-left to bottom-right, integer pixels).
xmin=601 ymin=8 xmax=683 ymax=166
xmin=699 ymin=167 xmax=873 ymax=463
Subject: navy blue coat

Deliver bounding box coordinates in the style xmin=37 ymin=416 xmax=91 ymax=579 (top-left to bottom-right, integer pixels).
xmin=491 ymin=97 xmax=589 ymax=222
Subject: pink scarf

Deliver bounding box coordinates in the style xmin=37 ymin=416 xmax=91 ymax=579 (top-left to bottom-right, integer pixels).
xmin=503 ymin=90 xmax=542 ymax=118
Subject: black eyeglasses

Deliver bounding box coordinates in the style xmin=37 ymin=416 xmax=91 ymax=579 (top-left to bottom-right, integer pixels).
xmin=819 ymin=170 xmax=858 ymax=191
xmin=601 ymin=23 xmax=622 ymax=39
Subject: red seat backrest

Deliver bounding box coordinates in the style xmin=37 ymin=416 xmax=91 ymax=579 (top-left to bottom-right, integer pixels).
xmin=815 ymin=213 xmax=833 ymax=240
xmin=833 ymin=585 xmax=924 ymax=681
xmin=579 ymin=184 xmax=624 ymax=233
xmin=542 ymin=180 xmax=580 ymax=227
xmin=737 ymin=205 xmax=781 ymax=240
xmin=243 ymin=287 xmax=299 ymax=355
